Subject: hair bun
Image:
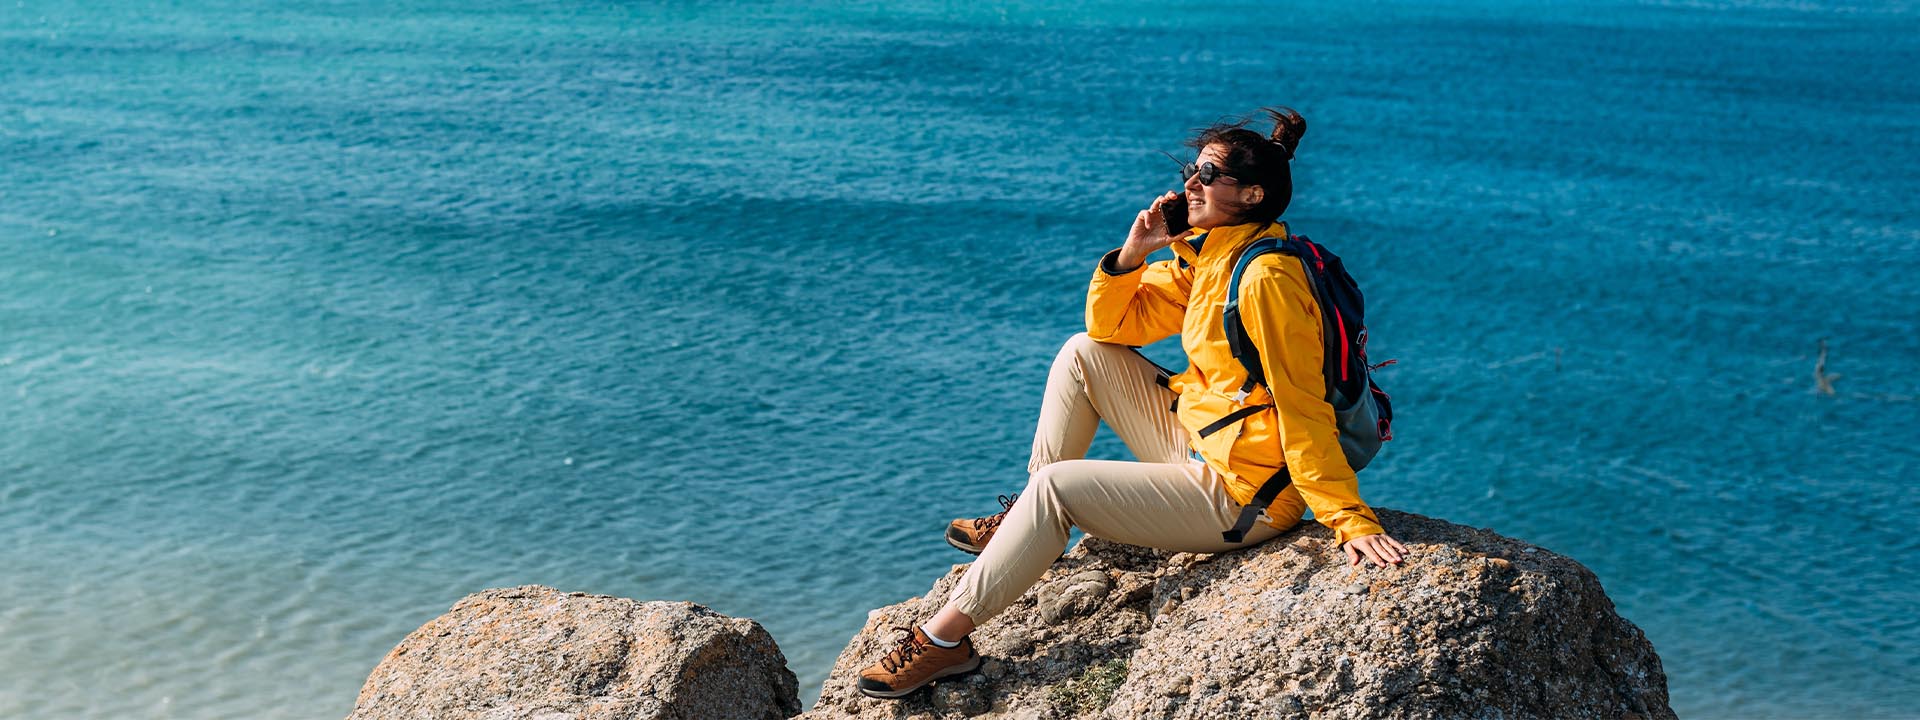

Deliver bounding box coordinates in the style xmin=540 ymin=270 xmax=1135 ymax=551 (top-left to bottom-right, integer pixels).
xmin=1264 ymin=106 xmax=1307 ymax=160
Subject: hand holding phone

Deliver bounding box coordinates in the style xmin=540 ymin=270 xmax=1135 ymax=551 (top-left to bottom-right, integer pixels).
xmin=1119 ymin=192 xmax=1188 ymax=271
xmin=1160 ymin=192 xmax=1191 ymax=236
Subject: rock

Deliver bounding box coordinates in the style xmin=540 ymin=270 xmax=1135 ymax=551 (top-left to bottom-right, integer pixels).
xmin=1163 ymin=675 xmax=1192 ymax=697
xmin=1039 ymin=570 xmax=1113 ymax=623
xmin=929 ymin=679 xmax=992 ymax=716
xmin=802 ymin=510 xmax=1673 ymax=720
xmin=347 ymin=585 xmax=799 ymax=720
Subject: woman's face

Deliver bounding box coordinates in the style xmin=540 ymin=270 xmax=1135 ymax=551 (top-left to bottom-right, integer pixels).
xmin=1184 ymin=143 xmax=1265 ymax=229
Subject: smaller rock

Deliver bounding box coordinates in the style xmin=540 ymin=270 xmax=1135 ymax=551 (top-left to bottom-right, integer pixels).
xmin=1038 ymin=571 xmax=1113 ymax=623
xmin=1163 ymin=675 xmax=1192 ymax=697
xmin=930 ymin=681 xmax=990 ymax=716
xmin=348 ymin=586 xmax=798 ymax=720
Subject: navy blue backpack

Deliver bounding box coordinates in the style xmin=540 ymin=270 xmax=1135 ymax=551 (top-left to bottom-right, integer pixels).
xmin=1217 ymin=234 xmax=1394 ymax=542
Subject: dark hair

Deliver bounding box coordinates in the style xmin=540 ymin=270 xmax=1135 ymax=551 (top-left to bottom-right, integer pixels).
xmin=1186 ymin=107 xmax=1307 ymax=223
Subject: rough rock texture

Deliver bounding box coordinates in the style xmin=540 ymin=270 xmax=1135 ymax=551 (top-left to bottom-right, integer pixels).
xmin=803 ymin=510 xmax=1673 ymax=720
xmin=348 ymin=585 xmax=799 ymax=720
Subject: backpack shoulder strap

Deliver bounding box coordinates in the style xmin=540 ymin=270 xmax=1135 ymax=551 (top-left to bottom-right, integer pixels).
xmin=1222 ymin=235 xmax=1300 ymax=401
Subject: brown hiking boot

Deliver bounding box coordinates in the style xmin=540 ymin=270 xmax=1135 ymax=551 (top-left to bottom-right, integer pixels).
xmin=856 ymin=626 xmax=981 ymax=699
xmin=945 ymin=493 xmax=1018 ymax=554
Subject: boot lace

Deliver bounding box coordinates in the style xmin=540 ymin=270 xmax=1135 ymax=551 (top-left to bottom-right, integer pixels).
xmin=880 ymin=626 xmax=931 ymax=673
xmin=972 ymin=493 xmax=1019 ymax=532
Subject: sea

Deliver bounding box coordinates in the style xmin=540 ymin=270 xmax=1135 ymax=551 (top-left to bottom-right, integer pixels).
xmin=2 ymin=0 xmax=1915 ymax=717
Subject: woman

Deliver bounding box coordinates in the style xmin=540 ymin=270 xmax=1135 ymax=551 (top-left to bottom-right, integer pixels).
xmin=857 ymin=107 xmax=1409 ymax=699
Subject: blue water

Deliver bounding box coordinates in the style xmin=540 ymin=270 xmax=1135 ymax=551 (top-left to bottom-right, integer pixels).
xmin=2 ymin=1 xmax=1916 ymax=717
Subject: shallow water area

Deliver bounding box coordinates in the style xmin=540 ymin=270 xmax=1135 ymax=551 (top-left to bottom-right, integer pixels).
xmin=1 ymin=0 xmax=1916 ymax=717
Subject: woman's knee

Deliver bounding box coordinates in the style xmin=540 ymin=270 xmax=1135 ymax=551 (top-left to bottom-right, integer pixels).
xmin=1023 ymin=462 xmax=1088 ymax=515
xmin=1058 ymin=332 xmax=1127 ymax=360
xmin=1052 ymin=332 xmax=1095 ymax=369
xmin=1023 ymin=461 xmax=1097 ymax=516
xmin=1023 ymin=462 xmax=1063 ymax=498
xmin=1052 ymin=332 xmax=1129 ymax=376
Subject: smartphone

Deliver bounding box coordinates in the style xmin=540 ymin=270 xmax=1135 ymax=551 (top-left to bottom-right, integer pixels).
xmin=1161 ymin=192 xmax=1191 ymax=236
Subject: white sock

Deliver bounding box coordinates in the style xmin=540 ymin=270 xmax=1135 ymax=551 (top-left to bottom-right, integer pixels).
xmin=920 ymin=624 xmax=961 ymax=648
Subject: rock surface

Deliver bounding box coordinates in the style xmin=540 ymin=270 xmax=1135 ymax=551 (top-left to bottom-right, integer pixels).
xmin=347 ymin=585 xmax=799 ymax=720
xmin=803 ymin=510 xmax=1674 ymax=720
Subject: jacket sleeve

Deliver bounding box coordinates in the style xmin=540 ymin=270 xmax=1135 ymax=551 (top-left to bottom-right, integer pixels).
xmin=1238 ymin=259 xmax=1384 ymax=545
xmin=1085 ymin=249 xmax=1190 ymax=346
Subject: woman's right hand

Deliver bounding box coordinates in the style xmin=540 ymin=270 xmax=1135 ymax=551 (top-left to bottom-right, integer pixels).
xmin=1115 ymin=191 xmax=1184 ymax=272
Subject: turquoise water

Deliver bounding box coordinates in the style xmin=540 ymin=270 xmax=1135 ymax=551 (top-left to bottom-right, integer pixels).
xmin=2 ymin=0 xmax=1916 ymax=717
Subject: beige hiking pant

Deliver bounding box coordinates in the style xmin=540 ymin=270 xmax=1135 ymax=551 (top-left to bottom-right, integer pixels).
xmin=947 ymin=333 xmax=1284 ymax=625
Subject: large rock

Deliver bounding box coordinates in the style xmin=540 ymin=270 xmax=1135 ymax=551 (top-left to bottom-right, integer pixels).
xmin=804 ymin=510 xmax=1673 ymax=720
xmin=348 ymin=585 xmax=799 ymax=720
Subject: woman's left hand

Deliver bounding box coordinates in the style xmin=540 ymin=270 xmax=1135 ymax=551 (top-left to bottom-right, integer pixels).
xmin=1344 ymin=533 xmax=1409 ymax=568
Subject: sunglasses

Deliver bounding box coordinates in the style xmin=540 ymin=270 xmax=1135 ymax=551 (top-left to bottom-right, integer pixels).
xmin=1181 ymin=161 xmax=1245 ymax=186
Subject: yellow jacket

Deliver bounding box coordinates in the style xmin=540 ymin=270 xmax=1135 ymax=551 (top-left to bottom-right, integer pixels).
xmin=1086 ymin=221 xmax=1384 ymax=545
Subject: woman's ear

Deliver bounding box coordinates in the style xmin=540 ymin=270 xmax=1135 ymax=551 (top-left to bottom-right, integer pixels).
xmin=1243 ymin=185 xmax=1265 ymax=207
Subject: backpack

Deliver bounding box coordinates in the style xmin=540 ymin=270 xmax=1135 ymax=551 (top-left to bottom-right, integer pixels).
xmin=1217 ymin=234 xmax=1394 ymax=542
